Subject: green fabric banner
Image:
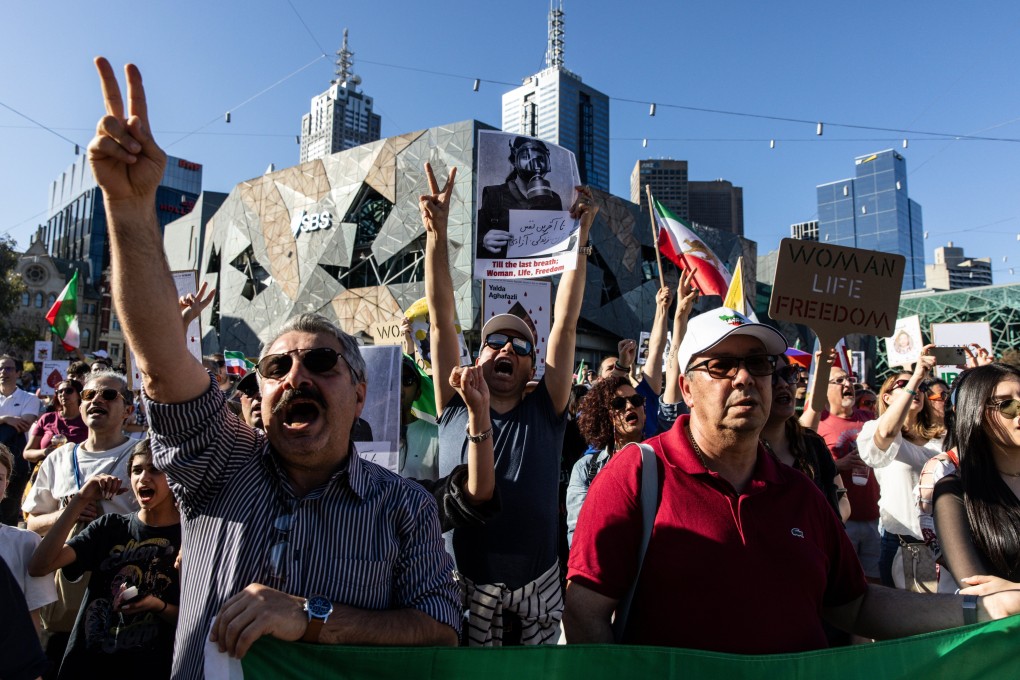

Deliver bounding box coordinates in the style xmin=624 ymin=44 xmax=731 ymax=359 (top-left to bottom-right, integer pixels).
xmin=241 ymin=617 xmax=1020 ymax=679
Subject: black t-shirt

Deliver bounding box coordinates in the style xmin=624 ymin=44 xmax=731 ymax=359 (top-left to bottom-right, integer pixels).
xmin=61 ymin=513 xmax=181 ymax=680
xmin=0 ymin=556 xmax=49 ymax=680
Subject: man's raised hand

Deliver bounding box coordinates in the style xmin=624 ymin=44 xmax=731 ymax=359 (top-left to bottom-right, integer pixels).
xmin=87 ymin=57 xmax=167 ymax=204
xmin=419 ymin=163 xmax=457 ymax=236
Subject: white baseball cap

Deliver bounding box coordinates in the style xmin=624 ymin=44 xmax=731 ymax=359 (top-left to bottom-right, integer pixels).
xmin=676 ymin=307 xmax=787 ymax=372
xmin=480 ymin=313 xmax=536 ymax=349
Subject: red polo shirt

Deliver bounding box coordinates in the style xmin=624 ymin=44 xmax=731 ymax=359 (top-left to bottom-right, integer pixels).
xmin=567 ymin=415 xmax=867 ymax=654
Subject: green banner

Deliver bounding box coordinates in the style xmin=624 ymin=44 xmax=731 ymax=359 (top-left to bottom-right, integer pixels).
xmin=241 ymin=617 xmax=1020 ymax=679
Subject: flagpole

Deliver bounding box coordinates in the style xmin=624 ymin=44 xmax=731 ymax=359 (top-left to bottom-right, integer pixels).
xmin=645 ymin=185 xmax=667 ymax=288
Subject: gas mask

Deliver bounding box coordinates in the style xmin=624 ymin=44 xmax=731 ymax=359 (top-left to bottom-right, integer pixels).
xmin=509 ymin=140 xmax=554 ymax=199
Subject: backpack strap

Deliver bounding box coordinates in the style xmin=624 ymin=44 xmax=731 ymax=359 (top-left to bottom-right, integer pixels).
xmin=612 ymin=443 xmax=659 ymax=642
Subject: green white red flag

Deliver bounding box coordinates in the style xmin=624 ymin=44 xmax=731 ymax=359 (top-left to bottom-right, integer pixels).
xmin=224 ymin=350 xmax=254 ymax=378
xmin=45 ymin=271 xmax=80 ymax=351
xmin=652 ymin=198 xmax=731 ymax=298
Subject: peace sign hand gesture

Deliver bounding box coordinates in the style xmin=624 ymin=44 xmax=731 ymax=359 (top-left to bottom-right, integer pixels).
xmin=419 ymin=163 xmax=457 ymax=238
xmin=87 ymin=57 xmax=167 ymax=205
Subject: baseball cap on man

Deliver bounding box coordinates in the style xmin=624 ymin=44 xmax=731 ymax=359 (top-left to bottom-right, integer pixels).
xmin=676 ymin=307 xmax=787 ymax=373
xmin=480 ymin=314 xmax=536 ymax=349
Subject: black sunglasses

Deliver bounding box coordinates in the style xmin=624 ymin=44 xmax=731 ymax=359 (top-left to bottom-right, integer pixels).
xmin=55 ymin=387 xmax=77 ymax=396
xmin=688 ymin=355 xmax=778 ymax=379
xmin=988 ymin=399 xmax=1020 ymax=419
xmin=610 ymin=394 xmax=645 ymax=411
xmin=81 ymin=388 xmax=127 ymax=403
xmin=892 ymin=379 xmax=929 ymax=394
xmin=484 ymin=333 xmax=533 ymax=357
xmin=256 ymin=347 xmax=358 ymax=381
xmin=772 ymin=365 xmax=802 ymax=386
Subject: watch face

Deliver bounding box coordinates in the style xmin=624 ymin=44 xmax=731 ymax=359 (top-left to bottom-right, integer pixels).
xmin=306 ymin=595 xmax=333 ymax=619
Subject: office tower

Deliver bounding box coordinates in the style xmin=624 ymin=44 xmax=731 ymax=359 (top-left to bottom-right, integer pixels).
xmin=816 ymin=149 xmax=925 ymax=290
xmin=501 ymin=2 xmax=610 ymax=190
xmin=925 ymin=243 xmax=993 ymax=290
xmin=689 ymin=179 xmax=744 ymax=236
xmin=790 ymin=220 xmax=819 ymax=241
xmin=299 ymin=29 xmax=382 ymax=163
xmin=36 ymin=153 xmax=202 ymax=282
xmin=631 ymin=159 xmax=688 ymax=217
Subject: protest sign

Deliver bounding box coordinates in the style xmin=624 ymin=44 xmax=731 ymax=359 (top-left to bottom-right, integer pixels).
xmin=371 ymin=319 xmax=405 ymax=346
xmin=354 ymin=346 xmax=401 ymax=473
xmin=481 ymin=280 xmax=551 ymax=379
xmin=127 ymin=270 xmax=203 ymax=390
xmin=769 ymin=238 xmax=904 ymax=413
xmin=474 ymin=130 xmax=581 ymax=280
xmin=34 ymin=340 xmax=52 ymax=363
xmin=39 ymin=360 xmax=69 ymax=396
xmin=931 ymin=321 xmax=993 ymax=385
xmin=885 ymin=315 xmax=922 ymax=369
xmin=404 ymin=298 xmax=470 ymax=368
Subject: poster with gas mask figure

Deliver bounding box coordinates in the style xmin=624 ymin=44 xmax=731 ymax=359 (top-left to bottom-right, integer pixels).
xmin=474 ymin=131 xmax=581 ymax=280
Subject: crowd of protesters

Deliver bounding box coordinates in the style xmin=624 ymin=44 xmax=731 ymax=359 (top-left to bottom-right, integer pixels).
xmin=6 ymin=57 xmax=1020 ymax=680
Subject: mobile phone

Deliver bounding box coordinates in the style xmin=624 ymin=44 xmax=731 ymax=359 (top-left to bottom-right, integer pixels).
xmin=930 ymin=345 xmax=966 ymax=367
xmin=120 ymin=585 xmax=140 ymax=602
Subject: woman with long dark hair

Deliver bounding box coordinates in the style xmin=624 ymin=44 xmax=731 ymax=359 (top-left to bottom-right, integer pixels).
xmin=759 ymin=355 xmax=849 ymax=521
xmin=931 ymin=363 xmax=1020 ymax=593
xmin=858 ymin=348 xmax=945 ymax=588
xmin=565 ymin=376 xmax=646 ymax=546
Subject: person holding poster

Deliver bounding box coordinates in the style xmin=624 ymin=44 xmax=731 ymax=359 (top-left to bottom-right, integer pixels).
xmin=423 ymin=161 xmax=597 ymax=646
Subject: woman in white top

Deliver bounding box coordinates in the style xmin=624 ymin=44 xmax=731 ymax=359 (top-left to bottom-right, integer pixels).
xmin=857 ymin=346 xmax=945 ymax=588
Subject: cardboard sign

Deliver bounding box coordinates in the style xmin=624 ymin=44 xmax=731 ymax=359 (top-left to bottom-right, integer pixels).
xmin=371 ymin=320 xmax=405 ymax=347
xmin=39 ymin=360 xmax=69 ymax=396
xmin=354 ymin=346 xmax=401 ymax=473
xmin=769 ymin=239 xmax=905 ymax=412
xmin=34 ymin=340 xmax=53 ymax=363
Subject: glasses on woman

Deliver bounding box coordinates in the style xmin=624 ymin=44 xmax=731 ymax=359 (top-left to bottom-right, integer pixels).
xmin=55 ymin=388 xmax=77 ymax=396
xmin=892 ymin=379 xmax=929 ymax=394
xmin=988 ymin=399 xmax=1020 ymax=419
xmin=610 ymin=394 xmax=646 ymax=411
xmin=928 ymin=392 xmax=948 ymax=403
xmin=687 ymin=355 xmax=778 ymax=379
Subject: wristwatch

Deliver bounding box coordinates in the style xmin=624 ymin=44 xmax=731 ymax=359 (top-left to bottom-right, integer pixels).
xmin=302 ymin=595 xmax=334 ymax=642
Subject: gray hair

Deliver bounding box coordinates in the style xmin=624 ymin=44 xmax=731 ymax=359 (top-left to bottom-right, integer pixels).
xmin=83 ymin=370 xmax=132 ymax=402
xmin=261 ymin=313 xmax=366 ymax=385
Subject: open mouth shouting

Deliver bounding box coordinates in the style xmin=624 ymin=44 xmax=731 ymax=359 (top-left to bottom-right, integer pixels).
xmin=136 ymin=485 xmax=157 ymax=504
xmin=86 ymin=404 xmax=109 ymax=419
xmin=624 ymin=411 xmax=640 ymax=426
xmin=493 ymin=357 xmax=515 ymax=376
xmin=272 ymin=387 xmax=326 ymax=431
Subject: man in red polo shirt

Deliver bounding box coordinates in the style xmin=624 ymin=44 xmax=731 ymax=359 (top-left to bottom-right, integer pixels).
xmin=564 ymin=307 xmax=1020 ymax=650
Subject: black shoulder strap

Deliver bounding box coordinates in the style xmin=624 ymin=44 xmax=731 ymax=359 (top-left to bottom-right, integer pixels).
xmin=612 ymin=443 xmax=659 ymax=642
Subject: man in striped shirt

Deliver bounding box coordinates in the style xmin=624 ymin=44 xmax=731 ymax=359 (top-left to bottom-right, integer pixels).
xmin=88 ymin=58 xmax=460 ymax=678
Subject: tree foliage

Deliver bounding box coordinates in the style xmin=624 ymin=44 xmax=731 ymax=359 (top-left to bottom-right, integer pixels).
xmin=0 ymin=235 xmax=34 ymax=352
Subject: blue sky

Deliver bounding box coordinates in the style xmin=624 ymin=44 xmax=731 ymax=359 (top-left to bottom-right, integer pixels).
xmin=3 ymin=1 xmax=1019 ymax=284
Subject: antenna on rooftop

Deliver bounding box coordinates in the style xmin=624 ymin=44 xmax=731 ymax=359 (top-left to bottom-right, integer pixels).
xmin=336 ymin=28 xmax=358 ymax=89
xmin=545 ymin=1 xmax=565 ymax=69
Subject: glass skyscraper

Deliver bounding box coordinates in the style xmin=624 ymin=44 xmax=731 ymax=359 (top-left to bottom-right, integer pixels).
xmin=816 ymin=149 xmax=925 ymax=290
xmin=500 ymin=4 xmax=609 ymax=191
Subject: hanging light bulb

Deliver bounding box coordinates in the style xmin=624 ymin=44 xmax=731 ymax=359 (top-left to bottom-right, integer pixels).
xmin=769 ymin=139 xmax=776 ymax=149
xmin=902 ymin=139 xmax=909 ymax=148
xmin=225 ymin=112 xmax=231 ymax=123
xmin=642 ymin=138 xmax=648 ymax=148
xmin=74 ymin=144 xmax=80 ymax=155
xmin=473 ymin=79 xmax=480 ymax=92
xmin=924 ymin=231 xmax=929 ymax=239
xmin=649 ymin=103 xmax=656 ymax=116
xmin=816 ymin=122 xmax=823 ymax=136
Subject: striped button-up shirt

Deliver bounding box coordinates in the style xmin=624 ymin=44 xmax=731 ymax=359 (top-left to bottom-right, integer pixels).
xmin=146 ymin=380 xmax=460 ymax=680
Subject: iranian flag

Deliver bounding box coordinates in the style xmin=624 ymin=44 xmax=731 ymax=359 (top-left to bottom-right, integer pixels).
xmin=224 ymin=350 xmax=254 ymax=378
xmin=652 ymin=199 xmax=731 ymax=298
xmin=45 ymin=271 xmax=80 ymax=351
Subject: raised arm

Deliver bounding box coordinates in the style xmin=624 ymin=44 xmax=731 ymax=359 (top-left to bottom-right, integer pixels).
xmin=662 ymin=268 xmax=698 ymax=406
xmin=449 ymin=366 xmax=493 ymax=503
xmin=872 ymin=347 xmax=935 ymax=449
xmin=87 ymin=57 xmax=208 ymax=404
xmin=28 ymin=475 xmax=123 ymax=577
xmin=798 ymin=348 xmax=833 ymax=431
xmin=546 ymin=187 xmax=598 ymax=415
xmin=421 ymin=163 xmax=461 ymax=415
xmin=641 ymin=286 xmax=674 ymax=395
